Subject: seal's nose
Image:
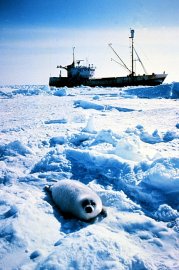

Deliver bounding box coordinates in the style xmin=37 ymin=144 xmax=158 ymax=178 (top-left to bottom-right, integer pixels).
xmin=85 ymin=205 xmax=93 ymax=213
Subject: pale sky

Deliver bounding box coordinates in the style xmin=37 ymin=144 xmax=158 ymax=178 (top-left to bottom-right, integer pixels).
xmin=0 ymin=0 xmax=179 ymax=84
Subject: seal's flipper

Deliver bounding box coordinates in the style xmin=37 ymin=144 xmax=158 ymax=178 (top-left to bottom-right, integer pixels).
xmin=44 ymin=185 xmax=52 ymax=194
xmin=101 ymin=206 xmax=107 ymax=218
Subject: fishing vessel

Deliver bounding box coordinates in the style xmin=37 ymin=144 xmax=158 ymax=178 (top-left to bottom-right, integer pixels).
xmin=49 ymin=29 xmax=167 ymax=88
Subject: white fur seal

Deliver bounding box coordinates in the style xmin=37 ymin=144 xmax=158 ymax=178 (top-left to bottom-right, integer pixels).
xmin=47 ymin=179 xmax=105 ymax=221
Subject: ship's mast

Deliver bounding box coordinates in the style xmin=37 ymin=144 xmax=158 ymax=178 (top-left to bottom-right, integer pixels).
xmin=73 ymin=47 xmax=75 ymax=64
xmin=129 ymin=29 xmax=135 ymax=76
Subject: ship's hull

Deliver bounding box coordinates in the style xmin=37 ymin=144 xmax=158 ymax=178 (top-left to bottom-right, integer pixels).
xmin=49 ymin=73 xmax=167 ymax=88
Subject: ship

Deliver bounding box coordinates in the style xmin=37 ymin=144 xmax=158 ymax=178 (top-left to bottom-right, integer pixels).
xmin=49 ymin=29 xmax=167 ymax=88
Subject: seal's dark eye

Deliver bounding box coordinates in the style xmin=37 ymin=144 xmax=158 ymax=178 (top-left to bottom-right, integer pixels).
xmin=82 ymin=199 xmax=90 ymax=208
xmin=90 ymin=200 xmax=96 ymax=206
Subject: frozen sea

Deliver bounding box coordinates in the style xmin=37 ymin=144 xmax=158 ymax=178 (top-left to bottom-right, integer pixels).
xmin=0 ymin=83 xmax=179 ymax=270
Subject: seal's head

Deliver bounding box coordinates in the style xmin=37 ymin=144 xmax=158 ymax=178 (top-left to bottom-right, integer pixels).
xmin=80 ymin=198 xmax=101 ymax=220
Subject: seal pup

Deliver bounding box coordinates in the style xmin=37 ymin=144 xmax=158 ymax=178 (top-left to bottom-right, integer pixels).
xmin=47 ymin=179 xmax=106 ymax=221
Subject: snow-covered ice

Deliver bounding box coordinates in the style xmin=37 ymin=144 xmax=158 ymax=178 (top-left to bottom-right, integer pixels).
xmin=0 ymin=83 xmax=179 ymax=270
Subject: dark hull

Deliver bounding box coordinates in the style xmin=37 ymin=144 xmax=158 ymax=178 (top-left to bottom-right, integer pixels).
xmin=49 ymin=73 xmax=167 ymax=88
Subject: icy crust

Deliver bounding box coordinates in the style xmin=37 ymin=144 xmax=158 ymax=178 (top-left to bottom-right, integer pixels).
xmin=0 ymin=84 xmax=179 ymax=270
xmin=35 ymin=224 xmax=161 ymax=270
xmin=123 ymin=82 xmax=179 ymax=99
xmin=0 ymin=184 xmax=61 ymax=270
xmin=0 ymin=82 xmax=179 ymax=99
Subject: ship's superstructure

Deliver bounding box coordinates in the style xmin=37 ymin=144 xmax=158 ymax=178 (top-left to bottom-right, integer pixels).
xmin=57 ymin=47 xmax=95 ymax=80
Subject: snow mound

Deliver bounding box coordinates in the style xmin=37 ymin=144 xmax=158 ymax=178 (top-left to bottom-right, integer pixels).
xmin=44 ymin=119 xmax=67 ymax=125
xmin=141 ymin=129 xmax=178 ymax=144
xmin=74 ymin=99 xmax=135 ymax=112
xmin=31 ymin=148 xmax=70 ymax=173
xmin=154 ymin=204 xmax=179 ymax=222
xmin=49 ymin=136 xmax=66 ymax=147
xmin=53 ymin=88 xmax=67 ymax=96
xmin=171 ymin=82 xmax=179 ymax=98
xmin=123 ymin=84 xmax=172 ymax=98
xmin=74 ymin=99 xmax=105 ymax=110
xmin=65 ymin=148 xmax=136 ymax=186
xmin=114 ymin=135 xmax=148 ymax=161
xmin=0 ymin=140 xmax=32 ymax=157
xmin=35 ymin=226 xmax=150 ymax=270
xmin=90 ymin=129 xmax=119 ymax=146
xmin=142 ymin=157 xmax=179 ymax=193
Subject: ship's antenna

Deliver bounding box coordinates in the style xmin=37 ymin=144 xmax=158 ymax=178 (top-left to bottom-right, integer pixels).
xmin=73 ymin=47 xmax=75 ymax=64
xmin=129 ymin=29 xmax=135 ymax=76
xmin=108 ymin=43 xmax=131 ymax=73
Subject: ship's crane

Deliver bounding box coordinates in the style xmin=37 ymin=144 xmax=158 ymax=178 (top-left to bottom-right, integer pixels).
xmin=133 ymin=47 xmax=148 ymax=75
xmin=57 ymin=65 xmax=67 ymax=70
xmin=108 ymin=43 xmax=131 ymax=73
xmin=110 ymin=58 xmax=129 ymax=71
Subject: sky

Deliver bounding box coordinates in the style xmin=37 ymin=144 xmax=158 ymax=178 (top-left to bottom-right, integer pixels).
xmin=0 ymin=0 xmax=179 ymax=84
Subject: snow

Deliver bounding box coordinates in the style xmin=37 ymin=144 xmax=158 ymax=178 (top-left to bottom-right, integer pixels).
xmin=0 ymin=83 xmax=179 ymax=270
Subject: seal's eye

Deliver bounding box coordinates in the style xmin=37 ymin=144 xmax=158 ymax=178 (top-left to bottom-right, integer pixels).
xmin=90 ymin=200 xmax=96 ymax=207
xmin=82 ymin=199 xmax=90 ymax=208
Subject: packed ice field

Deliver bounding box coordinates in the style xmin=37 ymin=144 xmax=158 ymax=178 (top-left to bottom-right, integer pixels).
xmin=0 ymin=82 xmax=179 ymax=270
